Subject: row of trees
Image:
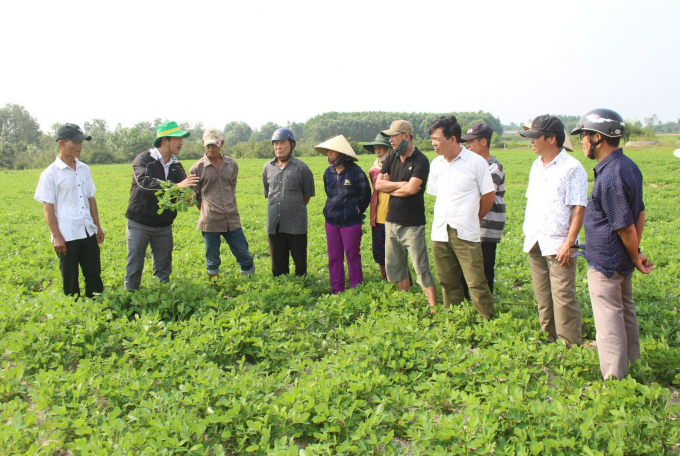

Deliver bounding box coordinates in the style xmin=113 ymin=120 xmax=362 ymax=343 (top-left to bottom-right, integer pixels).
xmin=503 ymin=114 xmax=680 ymax=139
xmin=0 ymin=105 xmax=504 ymax=168
xmin=1 ymin=103 xmax=677 ymax=169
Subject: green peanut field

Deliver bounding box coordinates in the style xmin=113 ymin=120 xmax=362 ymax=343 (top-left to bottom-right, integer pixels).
xmin=1 ymin=144 xmax=679 ymax=455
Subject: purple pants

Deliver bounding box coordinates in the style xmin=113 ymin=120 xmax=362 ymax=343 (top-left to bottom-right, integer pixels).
xmin=325 ymin=222 xmax=363 ymax=294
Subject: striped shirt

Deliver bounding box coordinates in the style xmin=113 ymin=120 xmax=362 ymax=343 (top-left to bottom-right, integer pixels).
xmin=480 ymin=156 xmax=506 ymax=243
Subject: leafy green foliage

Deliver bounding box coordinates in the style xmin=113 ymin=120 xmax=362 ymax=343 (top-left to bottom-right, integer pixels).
xmin=1 ymin=147 xmax=679 ymax=454
xmin=155 ymin=180 xmax=195 ymax=215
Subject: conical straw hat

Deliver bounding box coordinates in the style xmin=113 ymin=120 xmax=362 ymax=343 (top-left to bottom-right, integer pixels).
xmin=314 ymin=135 xmax=358 ymax=161
xmin=523 ymin=122 xmax=574 ymax=152
xmin=563 ymin=132 xmax=574 ymax=152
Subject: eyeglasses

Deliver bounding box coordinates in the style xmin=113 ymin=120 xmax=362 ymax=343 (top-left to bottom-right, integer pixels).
xmin=579 ymin=133 xmax=592 ymax=140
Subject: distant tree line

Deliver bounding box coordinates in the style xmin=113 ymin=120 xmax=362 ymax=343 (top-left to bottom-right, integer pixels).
xmin=502 ymin=114 xmax=679 ymax=141
xmin=1 ymin=103 xmax=677 ymax=170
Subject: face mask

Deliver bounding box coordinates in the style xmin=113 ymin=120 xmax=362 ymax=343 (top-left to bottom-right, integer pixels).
xmin=328 ymin=155 xmax=345 ymax=166
xmin=394 ymin=138 xmax=409 ymax=156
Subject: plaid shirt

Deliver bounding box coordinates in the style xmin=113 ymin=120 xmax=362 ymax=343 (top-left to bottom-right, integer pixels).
xmin=262 ymin=156 xmax=315 ymax=235
xmin=323 ymin=162 xmax=371 ymax=227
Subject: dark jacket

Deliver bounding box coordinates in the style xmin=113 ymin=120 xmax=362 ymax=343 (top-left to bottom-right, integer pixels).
xmin=323 ymin=162 xmax=371 ymax=227
xmin=125 ymin=150 xmax=187 ymax=228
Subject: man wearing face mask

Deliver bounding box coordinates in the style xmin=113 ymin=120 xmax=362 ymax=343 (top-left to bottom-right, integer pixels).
xmin=572 ymin=109 xmax=652 ymax=380
xmin=375 ymin=120 xmax=438 ymax=312
xmin=262 ymin=128 xmax=315 ymax=276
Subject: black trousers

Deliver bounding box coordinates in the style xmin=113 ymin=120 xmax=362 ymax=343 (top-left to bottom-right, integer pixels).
xmin=462 ymin=241 xmax=497 ymax=299
xmin=56 ymin=234 xmax=103 ymax=298
xmin=268 ymin=226 xmax=307 ymax=277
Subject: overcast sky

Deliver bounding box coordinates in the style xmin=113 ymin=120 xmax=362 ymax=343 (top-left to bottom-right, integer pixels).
xmin=2 ymin=0 xmax=679 ymax=132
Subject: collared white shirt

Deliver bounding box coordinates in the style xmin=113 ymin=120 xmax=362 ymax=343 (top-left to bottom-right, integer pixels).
xmin=523 ymin=148 xmax=588 ymax=255
xmin=426 ymin=146 xmax=495 ymax=242
xmin=150 ymin=148 xmax=178 ymax=179
xmin=34 ymin=157 xmax=98 ymax=241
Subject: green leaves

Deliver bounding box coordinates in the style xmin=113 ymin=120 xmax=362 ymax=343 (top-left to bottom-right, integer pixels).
xmin=155 ymin=179 xmax=195 ymax=214
xmin=2 ymin=151 xmax=680 ymax=454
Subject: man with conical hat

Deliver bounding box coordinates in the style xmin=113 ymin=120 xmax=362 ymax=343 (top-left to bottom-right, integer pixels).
xmin=124 ymin=121 xmax=199 ymax=291
xmin=375 ymin=120 xmax=438 ymax=312
xmin=316 ymin=135 xmax=371 ymax=294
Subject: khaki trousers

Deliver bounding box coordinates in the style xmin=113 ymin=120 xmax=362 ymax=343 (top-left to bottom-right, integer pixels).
xmin=432 ymin=226 xmax=494 ymax=319
xmin=385 ymin=222 xmax=435 ymax=288
xmin=587 ymin=267 xmax=640 ymax=380
xmin=527 ymin=243 xmax=582 ymax=346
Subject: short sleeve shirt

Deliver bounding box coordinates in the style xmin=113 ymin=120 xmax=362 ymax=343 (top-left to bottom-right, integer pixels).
xmin=262 ymin=156 xmax=315 ymax=235
xmin=523 ymin=149 xmax=588 ymax=256
xmin=380 ymin=148 xmax=430 ymax=226
xmin=189 ymin=154 xmax=241 ymax=233
xmin=480 ymin=156 xmax=506 ymax=243
xmin=426 ymin=147 xmax=495 ymax=242
xmin=581 ymin=149 xmax=644 ymax=277
xmin=34 ymin=157 xmax=98 ymax=241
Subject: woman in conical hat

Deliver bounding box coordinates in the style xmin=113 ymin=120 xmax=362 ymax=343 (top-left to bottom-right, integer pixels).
xmin=364 ymin=134 xmax=393 ymax=279
xmin=315 ymin=135 xmax=371 ymax=294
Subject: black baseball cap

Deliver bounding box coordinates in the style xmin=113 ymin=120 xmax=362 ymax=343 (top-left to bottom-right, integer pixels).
xmin=519 ymin=115 xmax=564 ymax=138
xmin=461 ymin=123 xmax=494 ymax=142
xmin=56 ymin=123 xmax=92 ymax=142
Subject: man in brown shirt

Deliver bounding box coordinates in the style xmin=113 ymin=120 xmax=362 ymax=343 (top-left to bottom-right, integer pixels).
xmin=189 ymin=128 xmax=255 ymax=279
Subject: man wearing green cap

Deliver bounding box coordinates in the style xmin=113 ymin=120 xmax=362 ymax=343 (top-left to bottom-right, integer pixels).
xmin=124 ymin=121 xmax=199 ymax=291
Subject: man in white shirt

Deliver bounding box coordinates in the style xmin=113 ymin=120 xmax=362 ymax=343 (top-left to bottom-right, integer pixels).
xmin=426 ymin=116 xmax=496 ymax=318
xmin=34 ymin=124 xmax=104 ymax=298
xmin=521 ymin=115 xmax=588 ymax=347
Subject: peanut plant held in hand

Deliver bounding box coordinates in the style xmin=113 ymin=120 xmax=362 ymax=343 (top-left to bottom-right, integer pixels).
xmin=155 ymin=179 xmax=194 ymax=214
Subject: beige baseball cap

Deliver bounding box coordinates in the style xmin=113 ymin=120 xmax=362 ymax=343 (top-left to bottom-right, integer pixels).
xmin=380 ymin=120 xmax=414 ymax=137
xmin=522 ymin=122 xmax=574 ymax=152
xmin=202 ymin=128 xmax=224 ymax=146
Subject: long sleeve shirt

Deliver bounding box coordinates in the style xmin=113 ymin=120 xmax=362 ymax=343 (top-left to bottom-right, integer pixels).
xmin=189 ymin=154 xmax=242 ymax=233
xmin=323 ymin=162 xmax=371 ymax=227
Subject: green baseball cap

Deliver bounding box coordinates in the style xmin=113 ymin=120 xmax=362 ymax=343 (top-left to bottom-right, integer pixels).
xmin=362 ymin=134 xmax=392 ymax=153
xmin=153 ymin=121 xmax=190 ymax=147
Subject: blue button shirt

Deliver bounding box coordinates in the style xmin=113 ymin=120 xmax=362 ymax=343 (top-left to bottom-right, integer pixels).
xmin=580 ymin=149 xmax=645 ymax=278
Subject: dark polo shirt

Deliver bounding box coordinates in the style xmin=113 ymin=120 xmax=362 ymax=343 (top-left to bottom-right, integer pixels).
xmin=380 ymin=147 xmax=430 ymax=226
